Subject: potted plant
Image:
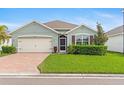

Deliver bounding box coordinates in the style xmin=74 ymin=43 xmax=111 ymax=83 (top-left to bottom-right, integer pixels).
xmin=54 ymin=46 xmax=57 ymax=53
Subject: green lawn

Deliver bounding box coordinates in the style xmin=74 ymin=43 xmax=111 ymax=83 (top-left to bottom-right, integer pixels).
xmin=38 ymin=52 xmax=124 ymax=74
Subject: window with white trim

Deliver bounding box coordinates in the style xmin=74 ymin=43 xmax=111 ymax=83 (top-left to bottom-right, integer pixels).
xmin=75 ymin=34 xmax=89 ymax=45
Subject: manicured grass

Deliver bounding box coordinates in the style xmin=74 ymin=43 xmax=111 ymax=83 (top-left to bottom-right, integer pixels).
xmin=38 ymin=52 xmax=124 ymax=74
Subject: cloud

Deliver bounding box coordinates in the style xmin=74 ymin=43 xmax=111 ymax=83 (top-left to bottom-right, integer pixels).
xmin=94 ymin=11 xmax=117 ymax=19
xmin=97 ymin=13 xmax=114 ymax=18
xmin=72 ymin=17 xmax=97 ymax=29
xmin=73 ymin=14 xmax=122 ymax=32
xmin=0 ymin=22 xmax=17 ymax=27
xmin=0 ymin=22 xmax=19 ymax=31
xmin=91 ymin=11 xmax=122 ymax=31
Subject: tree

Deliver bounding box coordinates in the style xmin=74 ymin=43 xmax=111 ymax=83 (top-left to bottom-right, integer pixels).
xmin=94 ymin=23 xmax=108 ymax=45
xmin=0 ymin=25 xmax=10 ymax=45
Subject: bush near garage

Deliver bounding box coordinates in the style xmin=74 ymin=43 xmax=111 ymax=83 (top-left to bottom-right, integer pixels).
xmin=2 ymin=46 xmax=16 ymax=54
xmin=67 ymin=45 xmax=107 ymax=55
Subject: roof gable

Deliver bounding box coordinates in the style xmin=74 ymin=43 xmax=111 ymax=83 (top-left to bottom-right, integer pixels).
xmin=66 ymin=24 xmax=96 ymax=34
xmin=10 ymin=21 xmax=59 ymax=35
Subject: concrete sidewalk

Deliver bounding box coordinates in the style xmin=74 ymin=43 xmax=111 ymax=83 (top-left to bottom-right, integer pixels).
xmin=0 ymin=74 xmax=124 ymax=78
xmin=0 ymin=74 xmax=124 ymax=85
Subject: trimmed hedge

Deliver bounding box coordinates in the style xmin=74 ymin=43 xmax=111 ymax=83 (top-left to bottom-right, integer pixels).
xmin=67 ymin=45 xmax=107 ymax=55
xmin=2 ymin=46 xmax=16 ymax=54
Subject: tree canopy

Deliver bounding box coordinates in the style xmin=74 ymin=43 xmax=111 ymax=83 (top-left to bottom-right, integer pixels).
xmin=0 ymin=25 xmax=10 ymax=45
xmin=94 ymin=23 xmax=108 ymax=45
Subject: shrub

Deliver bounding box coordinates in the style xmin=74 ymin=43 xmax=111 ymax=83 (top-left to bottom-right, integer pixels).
xmin=67 ymin=45 xmax=76 ymax=54
xmin=67 ymin=45 xmax=107 ymax=55
xmin=2 ymin=46 xmax=16 ymax=54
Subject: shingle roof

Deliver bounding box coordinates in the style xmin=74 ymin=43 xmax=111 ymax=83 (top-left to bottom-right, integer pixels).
xmin=44 ymin=20 xmax=78 ymax=30
xmin=106 ymin=25 xmax=123 ymax=36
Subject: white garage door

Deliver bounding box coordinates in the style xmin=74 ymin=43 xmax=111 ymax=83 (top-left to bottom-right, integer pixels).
xmin=105 ymin=34 xmax=123 ymax=53
xmin=18 ymin=37 xmax=52 ymax=52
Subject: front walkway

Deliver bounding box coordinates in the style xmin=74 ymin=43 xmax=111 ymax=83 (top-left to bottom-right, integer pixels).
xmin=0 ymin=53 xmax=49 ymax=74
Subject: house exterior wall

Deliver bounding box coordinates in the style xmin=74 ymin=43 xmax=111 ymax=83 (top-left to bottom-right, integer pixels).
xmin=105 ymin=34 xmax=123 ymax=53
xmin=11 ymin=22 xmax=58 ymax=51
xmin=67 ymin=26 xmax=97 ymax=46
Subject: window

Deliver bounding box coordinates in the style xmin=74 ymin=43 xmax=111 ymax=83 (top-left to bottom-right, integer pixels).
xmin=76 ymin=35 xmax=82 ymax=45
xmin=83 ymin=35 xmax=89 ymax=45
xmin=76 ymin=34 xmax=89 ymax=45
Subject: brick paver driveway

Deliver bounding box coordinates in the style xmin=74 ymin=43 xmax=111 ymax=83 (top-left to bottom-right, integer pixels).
xmin=0 ymin=53 xmax=49 ymax=74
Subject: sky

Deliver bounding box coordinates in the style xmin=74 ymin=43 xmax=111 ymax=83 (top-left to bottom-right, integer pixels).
xmin=0 ymin=8 xmax=122 ymax=32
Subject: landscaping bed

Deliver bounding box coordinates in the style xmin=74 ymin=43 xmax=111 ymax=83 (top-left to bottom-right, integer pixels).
xmin=38 ymin=52 xmax=124 ymax=74
xmin=0 ymin=52 xmax=10 ymax=57
xmin=0 ymin=46 xmax=16 ymax=57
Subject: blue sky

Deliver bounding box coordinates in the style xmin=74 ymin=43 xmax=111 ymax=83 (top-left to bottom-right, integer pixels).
xmin=0 ymin=8 xmax=122 ymax=31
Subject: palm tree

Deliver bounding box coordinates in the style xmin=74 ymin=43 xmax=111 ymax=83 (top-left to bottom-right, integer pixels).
xmin=0 ymin=25 xmax=10 ymax=44
xmin=0 ymin=25 xmax=11 ymax=52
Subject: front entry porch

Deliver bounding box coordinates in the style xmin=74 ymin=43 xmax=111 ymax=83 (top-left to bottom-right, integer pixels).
xmin=58 ymin=35 xmax=67 ymax=53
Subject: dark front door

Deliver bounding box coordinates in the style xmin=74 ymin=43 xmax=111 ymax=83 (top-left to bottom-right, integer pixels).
xmin=59 ymin=35 xmax=66 ymax=53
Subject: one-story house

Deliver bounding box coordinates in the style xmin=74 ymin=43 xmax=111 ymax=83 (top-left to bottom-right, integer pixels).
xmin=105 ymin=25 xmax=123 ymax=53
xmin=10 ymin=20 xmax=97 ymax=53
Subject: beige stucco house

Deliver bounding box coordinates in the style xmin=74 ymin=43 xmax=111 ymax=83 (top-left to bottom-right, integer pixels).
xmin=10 ymin=20 xmax=96 ymax=53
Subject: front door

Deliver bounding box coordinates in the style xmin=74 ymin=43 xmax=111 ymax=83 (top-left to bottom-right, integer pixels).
xmin=59 ymin=36 xmax=66 ymax=53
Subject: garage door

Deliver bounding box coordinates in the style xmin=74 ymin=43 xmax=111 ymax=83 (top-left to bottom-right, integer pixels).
xmin=18 ymin=37 xmax=52 ymax=52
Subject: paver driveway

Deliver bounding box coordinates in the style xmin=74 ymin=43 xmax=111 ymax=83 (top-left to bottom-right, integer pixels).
xmin=0 ymin=53 xmax=49 ymax=74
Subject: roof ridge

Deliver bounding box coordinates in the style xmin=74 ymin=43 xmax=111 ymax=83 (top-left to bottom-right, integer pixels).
xmin=106 ymin=25 xmax=123 ymax=36
xmin=44 ymin=20 xmax=78 ymax=26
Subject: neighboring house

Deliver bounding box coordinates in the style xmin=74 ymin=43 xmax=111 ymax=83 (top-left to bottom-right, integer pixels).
xmin=10 ymin=20 xmax=96 ymax=53
xmin=105 ymin=25 xmax=123 ymax=53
